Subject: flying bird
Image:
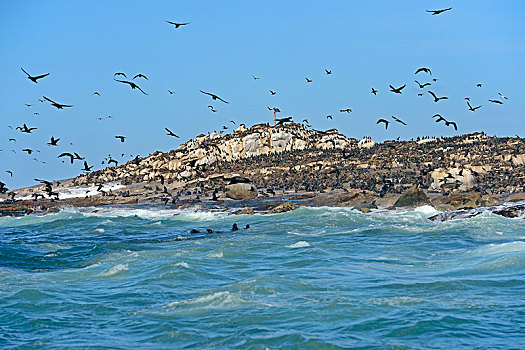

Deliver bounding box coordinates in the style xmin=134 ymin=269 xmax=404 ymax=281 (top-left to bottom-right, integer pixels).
xmin=415 ymin=67 xmax=432 ymax=75
xmin=377 ymin=119 xmax=390 ymax=129
xmin=391 ymin=116 xmax=407 ymax=125
xmin=325 ymin=69 xmax=332 ymax=75
xmin=115 ymin=136 xmax=126 ymax=143
xmin=82 ymin=161 xmax=93 ymax=172
xmin=415 ymin=80 xmax=431 ymax=88
xmin=168 ymin=90 xmax=175 ymax=94
xmin=477 ymin=83 xmax=482 ymax=88
xmin=6 ymin=170 xmax=13 ymax=177
xmin=21 ymin=67 xmax=49 ymax=83
xmin=428 ymin=90 xmax=448 ymax=102
xmin=114 ymin=79 xmax=148 ymax=95
xmin=467 ymin=101 xmax=482 ymax=112
xmin=389 ymin=84 xmax=406 ymax=94
xmin=200 ymin=90 xmax=229 ymax=103
xmin=58 ymin=152 xmax=76 ymax=164
xmin=133 ymin=73 xmax=148 ymax=80
xmin=47 ymin=136 xmax=60 ymax=146
xmin=269 ymin=90 xmax=276 ymax=95
xmin=43 ymin=96 xmax=73 ymax=109
xmin=434 ymin=115 xmax=458 ymax=130
xmin=305 ymin=77 xmax=312 ymax=83
xmin=371 ymin=88 xmax=378 ymax=95
xmin=165 ymin=127 xmax=179 ymax=138
xmin=426 ymin=8 xmax=452 ymax=15
xmin=114 ymin=72 xmax=127 ymax=78
xmin=16 ymin=124 xmax=37 ymax=133
xmin=252 ymin=75 xmax=260 ymax=80
xmin=93 ymin=92 xmax=100 ymax=96
xmin=326 ymin=115 xmax=333 ymax=120
xmin=498 ymin=92 xmax=508 ymax=100
xmin=340 ymin=108 xmax=352 ymax=113
xmin=166 ymin=21 xmax=190 ymax=28
xmin=488 ymin=99 xmax=503 ymax=104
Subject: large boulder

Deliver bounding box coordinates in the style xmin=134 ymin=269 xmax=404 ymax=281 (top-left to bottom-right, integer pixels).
xmin=225 ymin=183 xmax=257 ymax=200
xmin=393 ymin=186 xmax=430 ymax=207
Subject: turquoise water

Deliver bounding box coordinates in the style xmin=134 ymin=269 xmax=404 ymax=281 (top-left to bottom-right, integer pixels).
xmin=1 ymin=205 xmax=524 ymax=349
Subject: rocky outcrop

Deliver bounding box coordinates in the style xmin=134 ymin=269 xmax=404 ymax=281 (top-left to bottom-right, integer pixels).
xmin=268 ymin=201 xmax=296 ymax=214
xmin=393 ymin=186 xmax=430 ymax=207
xmin=225 ymin=183 xmax=257 ymax=200
xmin=430 ymin=168 xmax=476 ymax=192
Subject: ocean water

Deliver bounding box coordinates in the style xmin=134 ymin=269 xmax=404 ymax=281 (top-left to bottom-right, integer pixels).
xmin=0 ymin=205 xmax=524 ymax=349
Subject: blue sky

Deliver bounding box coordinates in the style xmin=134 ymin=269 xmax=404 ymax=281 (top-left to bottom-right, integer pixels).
xmin=1 ymin=1 xmax=524 ymax=189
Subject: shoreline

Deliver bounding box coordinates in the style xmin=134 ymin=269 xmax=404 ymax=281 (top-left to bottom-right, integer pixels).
xmin=1 ymin=183 xmax=524 ymax=221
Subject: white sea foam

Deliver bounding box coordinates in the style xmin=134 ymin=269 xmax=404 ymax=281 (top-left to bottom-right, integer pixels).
xmin=473 ymin=241 xmax=525 ymax=255
xmin=163 ymin=291 xmax=245 ymax=311
xmin=92 ymin=228 xmax=105 ymax=234
xmin=286 ymin=241 xmax=310 ymax=248
xmin=207 ymin=251 xmax=223 ymax=258
xmin=173 ymin=262 xmax=189 ymax=268
xmin=73 ymin=206 xmax=227 ymax=221
xmin=370 ymin=296 xmax=423 ymax=307
xmin=96 ymin=263 xmax=128 ymax=277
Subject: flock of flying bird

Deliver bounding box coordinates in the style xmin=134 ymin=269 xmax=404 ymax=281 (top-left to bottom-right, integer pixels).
xmin=1 ymin=7 xmax=512 ymax=192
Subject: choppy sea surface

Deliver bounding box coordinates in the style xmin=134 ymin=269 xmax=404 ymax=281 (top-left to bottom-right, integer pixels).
xmin=1 ymin=205 xmax=524 ymax=349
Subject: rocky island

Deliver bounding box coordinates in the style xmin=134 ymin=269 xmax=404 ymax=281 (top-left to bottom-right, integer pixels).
xmin=2 ymin=123 xmax=525 ymax=219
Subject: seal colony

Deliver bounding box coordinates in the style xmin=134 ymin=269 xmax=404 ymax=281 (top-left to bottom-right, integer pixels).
xmin=2 ymin=122 xmax=525 ymax=220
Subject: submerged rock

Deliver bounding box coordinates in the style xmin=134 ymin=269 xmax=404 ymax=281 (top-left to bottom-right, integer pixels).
xmin=268 ymin=201 xmax=296 ymax=214
xmin=234 ymin=208 xmax=255 ymax=215
xmin=393 ymin=186 xmax=430 ymax=208
xmin=428 ymin=203 xmax=525 ymax=221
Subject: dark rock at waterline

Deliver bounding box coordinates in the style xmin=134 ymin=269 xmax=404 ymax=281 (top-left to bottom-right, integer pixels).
xmin=393 ymin=186 xmax=430 ymax=208
xmin=492 ymin=204 xmax=525 ymax=218
xmin=267 ymin=201 xmax=296 ymax=214
xmin=428 ymin=203 xmax=525 ymax=222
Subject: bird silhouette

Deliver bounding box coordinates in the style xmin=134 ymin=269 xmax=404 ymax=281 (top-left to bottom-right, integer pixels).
xmin=426 ymin=8 xmax=452 ymax=15
xmin=21 ymin=67 xmax=49 ymax=83
xmin=488 ymin=99 xmax=503 ymax=104
xmin=166 ymin=21 xmax=190 ymax=28
xmin=82 ymin=161 xmax=93 ymax=172
xmin=58 ymin=152 xmax=76 ymax=164
xmin=252 ymin=75 xmax=260 ymax=80
xmin=498 ymin=92 xmax=508 ymax=100
xmin=389 ymin=85 xmax=406 ymax=94
xmin=165 ymin=127 xmax=180 ymax=138
xmin=114 ymin=79 xmax=148 ymax=94
xmin=93 ymin=92 xmax=100 ymax=96
xmin=428 ymin=90 xmax=448 ymax=102
xmin=133 ymin=73 xmax=148 ymax=80
xmin=340 ymin=108 xmax=352 ymax=113
xmin=16 ymin=124 xmax=37 ymax=133
xmin=326 ymin=115 xmax=333 ymax=120
xmin=415 ymin=67 xmax=432 ymax=75
xmin=47 ymin=137 xmax=60 ymax=146
xmin=371 ymin=88 xmax=378 ymax=95
xmin=200 ymin=90 xmax=229 ymax=103
xmin=415 ymin=80 xmax=431 ymax=88
xmin=269 ymin=90 xmax=276 ymax=95
xmin=325 ymin=69 xmax=332 ymax=75
xmin=305 ymin=77 xmax=312 ymax=83
xmin=467 ymin=101 xmax=482 ymax=112
xmin=377 ymin=119 xmax=389 ymax=129
xmin=114 ymin=72 xmax=127 ymax=78
xmin=168 ymin=90 xmax=175 ymax=94
xmin=391 ymin=116 xmax=407 ymax=125
xmin=115 ymin=136 xmax=126 ymax=143
xmin=43 ymin=96 xmax=73 ymax=109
